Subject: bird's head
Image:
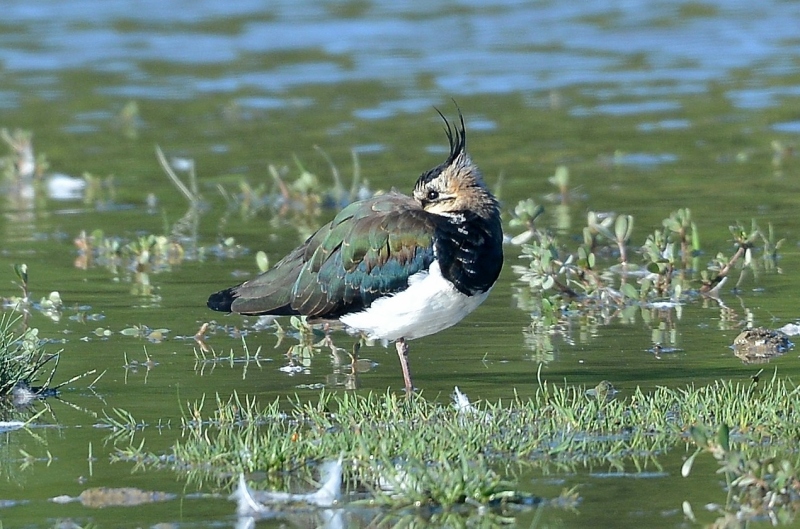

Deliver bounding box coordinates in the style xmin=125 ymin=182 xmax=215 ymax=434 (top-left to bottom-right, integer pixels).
xmin=413 ymin=110 xmax=497 ymax=219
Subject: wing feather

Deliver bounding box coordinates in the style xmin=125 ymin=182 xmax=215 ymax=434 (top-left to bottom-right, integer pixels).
xmin=209 ymin=192 xmax=436 ymax=318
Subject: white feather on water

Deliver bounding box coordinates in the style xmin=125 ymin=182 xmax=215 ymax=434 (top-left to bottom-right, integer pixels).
xmin=231 ymin=456 xmax=342 ymax=516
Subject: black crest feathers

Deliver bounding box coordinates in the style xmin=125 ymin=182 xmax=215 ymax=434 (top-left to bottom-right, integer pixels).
xmin=434 ymin=104 xmax=466 ymax=166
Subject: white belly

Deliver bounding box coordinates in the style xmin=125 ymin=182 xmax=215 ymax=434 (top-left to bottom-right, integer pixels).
xmin=339 ymin=261 xmax=491 ymax=341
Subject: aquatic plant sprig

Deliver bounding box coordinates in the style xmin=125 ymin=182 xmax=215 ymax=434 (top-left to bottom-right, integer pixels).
xmin=74 ymin=229 xmax=196 ymax=298
xmin=511 ymin=204 xmax=641 ymax=312
xmin=0 ymin=266 xmax=59 ymax=324
xmin=584 ymin=211 xmax=634 ymax=265
xmin=0 ymin=313 xmax=61 ymax=405
xmin=82 ymin=172 xmax=116 ymax=208
xmin=214 ymin=149 xmax=371 ymax=244
xmin=192 ymin=335 xmax=265 ymax=379
xmin=76 ymin=147 xmax=207 ymax=283
xmin=683 ymin=417 xmax=800 ymax=525
xmin=155 ymin=146 xmax=201 ymax=206
xmin=0 ymin=128 xmax=44 ymax=181
xmin=0 ymin=265 xmax=98 ymax=413
xmin=513 ymin=195 xmax=780 ymax=311
xmin=699 ymin=219 xmax=780 ymax=295
xmin=507 ymin=198 xmax=545 ymax=245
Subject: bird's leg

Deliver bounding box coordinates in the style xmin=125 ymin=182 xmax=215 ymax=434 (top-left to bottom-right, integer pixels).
xmin=342 ymin=342 xmax=361 ymax=391
xmin=193 ymin=322 xmax=211 ymax=354
xmin=395 ymin=338 xmax=414 ymax=395
xmin=350 ymin=341 xmax=361 ymax=364
xmin=320 ymin=328 xmax=341 ymax=361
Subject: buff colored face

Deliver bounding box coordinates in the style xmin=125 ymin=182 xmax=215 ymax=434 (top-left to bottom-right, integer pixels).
xmin=413 ymin=151 xmax=494 ymax=218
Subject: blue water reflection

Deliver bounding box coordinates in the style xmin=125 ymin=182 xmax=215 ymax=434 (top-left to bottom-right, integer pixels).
xmin=1 ymin=0 xmax=798 ymax=111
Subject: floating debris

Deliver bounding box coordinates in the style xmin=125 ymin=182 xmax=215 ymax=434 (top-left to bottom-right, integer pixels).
xmin=647 ymin=344 xmax=683 ymax=357
xmin=46 ymin=173 xmax=86 ymax=200
xmin=732 ymin=327 xmax=793 ymax=364
xmin=585 ymin=380 xmax=619 ymax=401
xmin=51 ymin=487 xmax=174 ymax=508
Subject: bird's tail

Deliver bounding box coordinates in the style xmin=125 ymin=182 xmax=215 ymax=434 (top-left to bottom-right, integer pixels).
xmin=207 ymin=287 xmax=236 ymax=312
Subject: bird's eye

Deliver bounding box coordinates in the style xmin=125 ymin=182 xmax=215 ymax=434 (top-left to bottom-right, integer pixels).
xmin=426 ymin=189 xmax=439 ymax=201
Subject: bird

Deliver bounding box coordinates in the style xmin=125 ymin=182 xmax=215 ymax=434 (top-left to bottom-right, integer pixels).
xmin=207 ymin=109 xmax=503 ymax=393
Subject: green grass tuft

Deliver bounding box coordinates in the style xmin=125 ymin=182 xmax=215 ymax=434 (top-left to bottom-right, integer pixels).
xmin=107 ymin=373 xmax=800 ymax=514
xmin=0 ymin=314 xmax=59 ymax=401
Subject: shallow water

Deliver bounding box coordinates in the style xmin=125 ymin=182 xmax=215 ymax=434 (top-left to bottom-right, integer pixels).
xmin=1 ymin=0 xmax=800 ymax=527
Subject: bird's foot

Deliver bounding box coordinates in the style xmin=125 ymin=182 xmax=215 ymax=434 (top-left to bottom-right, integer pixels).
xmin=194 ymin=322 xmax=211 ymax=354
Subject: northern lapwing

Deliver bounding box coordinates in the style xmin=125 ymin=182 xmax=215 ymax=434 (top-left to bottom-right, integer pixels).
xmin=207 ymin=109 xmax=503 ymax=393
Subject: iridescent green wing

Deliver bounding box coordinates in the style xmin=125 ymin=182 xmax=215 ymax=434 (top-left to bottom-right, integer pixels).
xmin=224 ymin=193 xmax=434 ymax=318
xmin=290 ymin=192 xmax=435 ymax=317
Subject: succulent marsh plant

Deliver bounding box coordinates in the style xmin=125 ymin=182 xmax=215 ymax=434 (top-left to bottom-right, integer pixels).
xmin=510 ymin=186 xmax=781 ymax=314
xmin=0 ymin=313 xmax=59 ymax=406
xmin=683 ymin=419 xmax=800 ymax=526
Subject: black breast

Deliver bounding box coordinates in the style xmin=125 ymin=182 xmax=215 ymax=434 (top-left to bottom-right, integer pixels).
xmin=434 ymin=212 xmax=503 ymax=296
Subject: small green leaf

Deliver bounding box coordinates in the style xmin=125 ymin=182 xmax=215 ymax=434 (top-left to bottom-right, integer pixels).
xmin=550 ymin=165 xmax=569 ymax=187
xmin=256 ymin=251 xmax=270 ymax=273
xmin=541 ymin=297 xmax=553 ymax=312
xmin=682 ymin=501 xmax=696 ymax=522
xmin=621 ymin=283 xmax=639 ymax=300
xmin=689 ymin=425 xmax=708 ymax=447
xmin=510 ymin=231 xmax=534 ymax=245
xmin=594 ymin=224 xmax=615 ymax=240
xmin=13 ymin=263 xmax=28 ymax=284
xmin=691 ymin=222 xmax=700 ymax=251
xmin=717 ymin=423 xmax=730 ymax=452
xmin=615 ymin=215 xmax=634 ymax=241
xmin=664 ymin=218 xmax=681 ymax=232
xmin=681 ymin=450 xmax=699 ymax=477
xmin=582 ymin=227 xmax=593 ymax=246
xmin=639 ymin=277 xmax=652 ymax=296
